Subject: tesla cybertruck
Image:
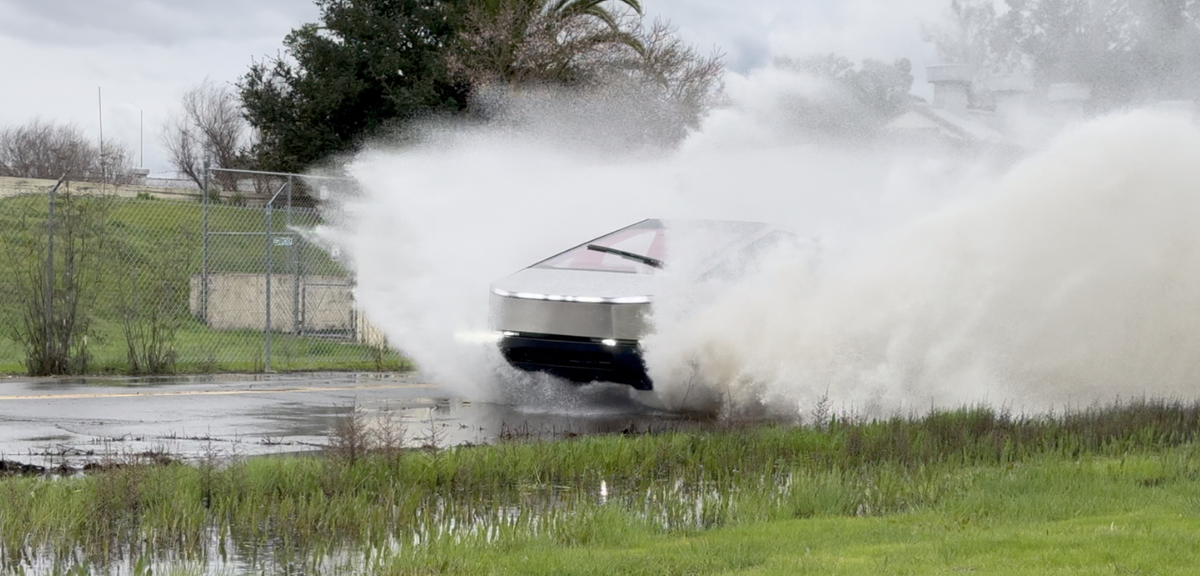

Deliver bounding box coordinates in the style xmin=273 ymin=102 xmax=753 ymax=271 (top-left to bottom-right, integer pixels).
xmin=489 ymin=218 xmax=793 ymax=389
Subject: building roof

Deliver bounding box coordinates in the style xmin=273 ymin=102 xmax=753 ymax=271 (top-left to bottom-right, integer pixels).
xmin=885 ymin=104 xmax=1009 ymax=145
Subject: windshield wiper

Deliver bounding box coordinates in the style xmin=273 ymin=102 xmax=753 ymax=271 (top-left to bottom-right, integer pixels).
xmin=587 ymin=244 xmax=664 ymax=269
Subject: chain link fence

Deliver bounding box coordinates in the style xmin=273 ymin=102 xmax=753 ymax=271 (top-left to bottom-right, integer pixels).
xmin=0 ymin=171 xmax=403 ymax=376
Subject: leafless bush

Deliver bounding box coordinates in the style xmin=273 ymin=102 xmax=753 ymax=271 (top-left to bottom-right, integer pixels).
xmin=328 ymin=405 xmax=371 ymax=462
xmin=632 ymin=19 xmax=723 ymax=99
xmin=0 ymin=119 xmax=134 ymax=184
xmin=327 ymin=404 xmax=407 ymax=462
xmin=3 ymin=191 xmax=112 ymax=375
xmin=111 ymin=224 xmax=196 ymax=374
xmin=162 ymin=79 xmax=252 ymax=191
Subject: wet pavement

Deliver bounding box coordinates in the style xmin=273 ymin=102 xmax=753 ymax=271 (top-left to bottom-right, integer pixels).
xmin=0 ymin=372 xmax=704 ymax=466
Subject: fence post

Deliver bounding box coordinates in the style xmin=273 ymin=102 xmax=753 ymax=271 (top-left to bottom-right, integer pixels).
xmin=288 ymin=175 xmax=300 ymax=335
xmin=201 ymin=160 xmax=210 ymax=325
xmin=264 ymin=193 xmax=273 ymax=373
xmin=44 ymin=180 xmax=57 ymax=366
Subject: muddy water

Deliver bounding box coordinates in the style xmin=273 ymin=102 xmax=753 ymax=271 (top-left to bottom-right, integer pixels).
xmin=0 ymin=372 xmax=714 ymax=467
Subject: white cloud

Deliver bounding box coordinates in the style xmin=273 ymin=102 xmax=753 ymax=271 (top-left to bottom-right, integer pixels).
xmin=0 ymin=0 xmax=317 ymax=175
xmin=0 ymin=0 xmax=310 ymax=47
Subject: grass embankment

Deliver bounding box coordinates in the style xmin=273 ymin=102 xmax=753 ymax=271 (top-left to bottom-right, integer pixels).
xmin=3 ymin=401 xmax=1199 ymax=574
xmin=0 ymin=321 xmax=404 ymax=374
xmin=0 ymin=193 xmax=407 ymax=374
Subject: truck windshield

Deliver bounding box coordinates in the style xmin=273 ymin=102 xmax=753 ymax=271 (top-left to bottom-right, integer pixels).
xmin=535 ymin=220 xmax=666 ymax=274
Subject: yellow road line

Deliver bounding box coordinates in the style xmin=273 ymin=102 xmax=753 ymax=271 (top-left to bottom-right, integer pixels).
xmin=0 ymin=382 xmax=438 ymax=401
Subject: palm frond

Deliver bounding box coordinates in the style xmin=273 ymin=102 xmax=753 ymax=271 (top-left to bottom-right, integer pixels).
xmin=547 ymin=0 xmax=643 ymax=19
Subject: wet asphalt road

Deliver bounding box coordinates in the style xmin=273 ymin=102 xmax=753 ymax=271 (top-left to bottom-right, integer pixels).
xmin=0 ymin=372 xmax=701 ymax=466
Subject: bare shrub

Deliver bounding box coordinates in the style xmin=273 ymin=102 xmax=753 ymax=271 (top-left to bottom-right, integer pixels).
xmin=327 ymin=403 xmax=407 ymax=462
xmin=111 ymin=224 xmax=196 ymax=374
xmin=162 ymin=79 xmax=252 ymax=191
xmin=623 ymin=18 xmax=725 ymax=130
xmin=2 ymin=190 xmax=112 ymax=375
xmin=328 ymin=405 xmax=371 ymax=463
xmin=0 ymin=119 xmax=135 ymax=184
xmin=372 ymin=404 xmax=406 ymax=457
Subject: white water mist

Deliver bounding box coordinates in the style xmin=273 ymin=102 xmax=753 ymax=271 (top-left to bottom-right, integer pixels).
xmin=646 ymin=109 xmax=1200 ymax=417
xmin=319 ymin=66 xmax=1200 ymax=416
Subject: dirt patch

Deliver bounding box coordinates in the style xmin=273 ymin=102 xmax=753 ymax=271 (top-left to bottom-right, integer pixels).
xmin=0 ymin=460 xmax=46 ymax=476
xmin=0 ymin=450 xmax=179 ymax=477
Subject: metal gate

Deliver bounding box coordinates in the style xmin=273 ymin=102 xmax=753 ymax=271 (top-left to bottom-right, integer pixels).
xmin=195 ymin=167 xmax=373 ymax=371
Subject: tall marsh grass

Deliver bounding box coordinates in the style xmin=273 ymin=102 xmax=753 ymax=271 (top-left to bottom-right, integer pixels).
xmin=3 ymin=398 xmax=1200 ymax=574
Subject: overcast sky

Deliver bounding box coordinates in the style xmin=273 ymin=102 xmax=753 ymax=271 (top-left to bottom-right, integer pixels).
xmin=0 ymin=0 xmax=944 ymax=176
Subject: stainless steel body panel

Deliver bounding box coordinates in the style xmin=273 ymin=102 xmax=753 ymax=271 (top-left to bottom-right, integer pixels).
xmin=490 ymin=267 xmax=655 ymax=340
xmin=491 ymin=268 xmax=657 ymax=301
xmin=489 ymin=293 xmax=650 ymax=340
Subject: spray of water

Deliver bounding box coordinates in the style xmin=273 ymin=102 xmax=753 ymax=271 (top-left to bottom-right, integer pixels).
xmin=320 ymin=66 xmax=1200 ymax=416
xmin=315 ymin=108 xmax=677 ymax=402
xmin=648 ymin=109 xmax=1200 ymax=416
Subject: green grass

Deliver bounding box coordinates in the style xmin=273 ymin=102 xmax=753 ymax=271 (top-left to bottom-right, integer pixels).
xmin=0 ymin=193 xmax=399 ymax=375
xmin=0 ymin=320 xmax=409 ymax=374
xmin=3 ymin=402 xmax=1200 ymax=574
xmin=442 ymin=495 xmax=1200 ymax=575
xmin=105 ymin=197 xmax=343 ymax=276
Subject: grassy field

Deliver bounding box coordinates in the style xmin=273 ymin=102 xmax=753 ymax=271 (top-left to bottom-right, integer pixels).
xmin=2 ymin=401 xmax=1199 ymax=574
xmin=0 ymin=192 xmax=403 ymax=375
xmin=395 ymin=456 xmax=1200 ymax=575
xmin=0 ymin=319 xmax=408 ymax=374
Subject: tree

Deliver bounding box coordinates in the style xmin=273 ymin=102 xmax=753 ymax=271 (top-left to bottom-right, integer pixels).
xmin=161 ymin=79 xmax=251 ymax=190
xmin=921 ymin=0 xmax=1026 ymax=74
xmin=1008 ymin=0 xmax=1200 ymax=103
xmin=774 ymin=54 xmax=914 ymax=139
xmin=242 ymin=0 xmax=723 ymax=169
xmin=239 ymin=0 xmax=471 ymax=174
xmin=924 ymin=0 xmax=1200 ymax=106
xmin=622 ymin=17 xmax=724 ymax=135
xmin=0 ymin=119 xmax=134 ymax=184
xmin=449 ymin=0 xmax=645 ymax=86
xmin=450 ymin=2 xmax=723 ymax=143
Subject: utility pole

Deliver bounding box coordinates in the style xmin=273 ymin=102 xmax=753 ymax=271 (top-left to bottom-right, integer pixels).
xmin=97 ymin=87 xmax=105 ymax=194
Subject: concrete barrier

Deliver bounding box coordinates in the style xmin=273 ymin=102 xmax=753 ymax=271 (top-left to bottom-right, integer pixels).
xmin=190 ymin=273 xmax=356 ymax=335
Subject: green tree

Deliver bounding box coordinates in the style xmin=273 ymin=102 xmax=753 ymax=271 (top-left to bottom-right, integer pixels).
xmin=239 ymin=0 xmax=471 ymax=174
xmin=450 ymin=1 xmax=722 ymax=144
xmin=450 ymin=0 xmax=645 ymax=87
xmin=510 ymin=0 xmax=642 ymax=28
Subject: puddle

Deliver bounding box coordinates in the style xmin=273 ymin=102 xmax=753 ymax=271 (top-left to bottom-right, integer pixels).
xmin=0 ymin=376 xmax=797 ymax=574
xmin=0 ymin=373 xmax=746 ymax=472
xmin=3 ymin=470 xmax=764 ymax=575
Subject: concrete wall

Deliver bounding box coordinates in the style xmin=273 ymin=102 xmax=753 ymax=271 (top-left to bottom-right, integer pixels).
xmin=190 ymin=273 xmax=356 ymax=334
xmin=0 ymin=175 xmax=202 ymax=200
xmin=0 ymin=175 xmax=271 ymax=204
xmin=355 ymin=312 xmax=389 ymax=348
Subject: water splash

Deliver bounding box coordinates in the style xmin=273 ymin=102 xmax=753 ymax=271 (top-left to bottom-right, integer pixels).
xmin=645 ymin=110 xmax=1200 ymax=416
xmin=321 ymin=68 xmax=1200 ymax=416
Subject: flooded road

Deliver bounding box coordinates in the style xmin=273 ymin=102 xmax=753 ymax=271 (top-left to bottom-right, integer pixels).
xmin=0 ymin=372 xmax=705 ymax=466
